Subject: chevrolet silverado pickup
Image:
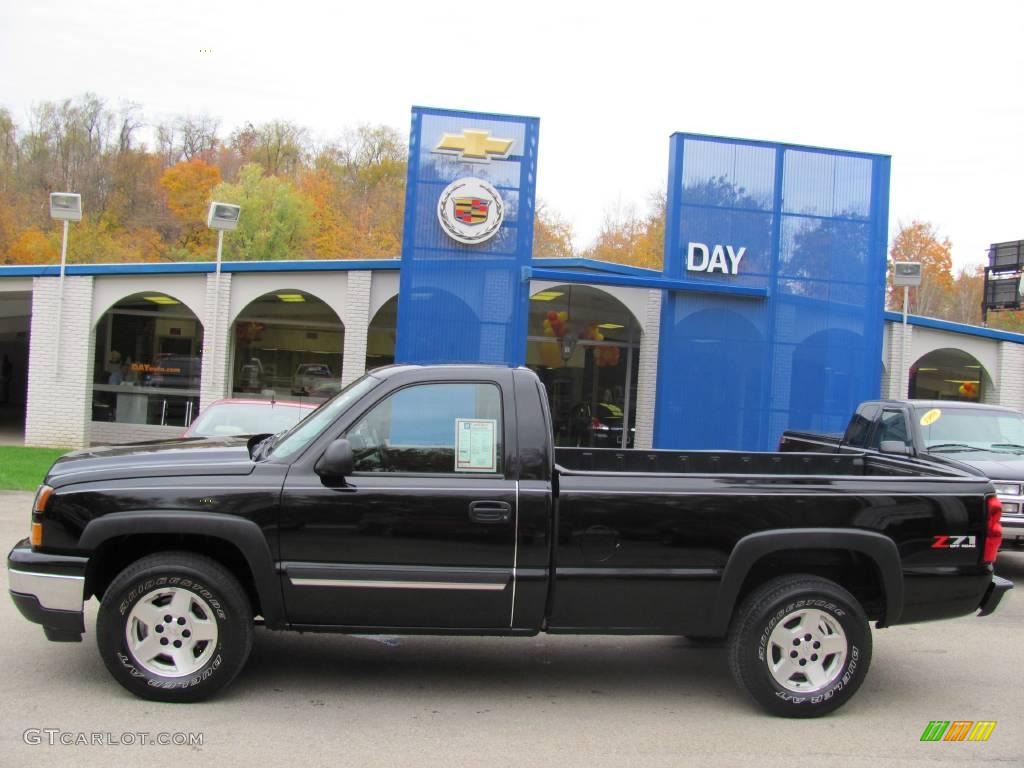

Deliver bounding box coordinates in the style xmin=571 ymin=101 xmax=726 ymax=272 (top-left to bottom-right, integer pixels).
xmin=780 ymin=399 xmax=1024 ymax=548
xmin=8 ymin=366 xmax=1012 ymax=717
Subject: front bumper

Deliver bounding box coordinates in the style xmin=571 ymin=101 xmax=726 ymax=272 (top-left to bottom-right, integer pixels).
xmin=977 ymin=575 xmax=1013 ymax=617
xmin=995 ymin=487 xmax=1024 ymax=547
xmin=8 ymin=539 xmax=88 ymax=642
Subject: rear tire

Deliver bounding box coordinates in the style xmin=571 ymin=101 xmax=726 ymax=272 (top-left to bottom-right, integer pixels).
xmin=96 ymin=551 xmax=253 ymax=703
xmin=727 ymin=575 xmax=872 ymax=717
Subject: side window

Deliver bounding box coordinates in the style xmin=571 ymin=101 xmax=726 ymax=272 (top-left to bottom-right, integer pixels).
xmin=845 ymin=405 xmax=879 ymax=448
xmin=872 ymin=409 xmax=909 ymax=448
xmin=346 ymin=383 xmax=503 ymax=474
xmin=845 ymin=415 xmax=871 ymax=447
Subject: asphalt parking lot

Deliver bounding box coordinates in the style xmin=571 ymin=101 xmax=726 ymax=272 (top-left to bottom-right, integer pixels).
xmin=1 ymin=490 xmax=1021 ymax=767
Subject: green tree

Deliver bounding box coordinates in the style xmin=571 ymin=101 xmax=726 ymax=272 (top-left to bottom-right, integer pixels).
xmin=211 ymin=163 xmax=314 ymax=260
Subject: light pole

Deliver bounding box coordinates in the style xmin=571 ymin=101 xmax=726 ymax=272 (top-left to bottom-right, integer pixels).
xmin=49 ymin=192 xmax=82 ymax=372
xmin=892 ymin=261 xmax=923 ymax=398
xmin=206 ymin=202 xmax=241 ymax=398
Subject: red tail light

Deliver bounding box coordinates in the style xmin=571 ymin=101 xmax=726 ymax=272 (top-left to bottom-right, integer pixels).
xmin=591 ymin=417 xmax=607 ymax=430
xmin=983 ymin=495 xmax=1003 ymax=564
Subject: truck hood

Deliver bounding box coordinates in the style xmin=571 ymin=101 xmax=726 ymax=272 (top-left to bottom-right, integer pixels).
xmin=45 ymin=437 xmax=257 ymax=488
xmin=934 ymin=451 xmax=1024 ymax=482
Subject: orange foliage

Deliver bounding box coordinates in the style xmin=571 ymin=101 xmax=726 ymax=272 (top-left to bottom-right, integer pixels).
xmin=7 ymin=228 xmax=58 ymax=264
xmin=160 ymin=158 xmax=221 ymax=223
xmin=298 ymin=168 xmax=350 ymax=258
xmin=159 ymin=159 xmax=221 ymax=256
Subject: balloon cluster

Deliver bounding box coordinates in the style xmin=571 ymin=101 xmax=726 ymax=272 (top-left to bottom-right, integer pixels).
xmin=581 ymin=324 xmax=620 ymax=368
xmin=958 ymin=382 xmax=978 ymax=398
xmin=540 ymin=311 xmax=570 ymax=368
xmin=544 ymin=310 xmax=568 ymax=339
xmin=539 ymin=312 xmax=621 ymax=368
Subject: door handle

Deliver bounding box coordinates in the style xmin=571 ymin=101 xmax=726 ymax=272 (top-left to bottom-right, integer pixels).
xmin=468 ymin=500 xmax=512 ymax=524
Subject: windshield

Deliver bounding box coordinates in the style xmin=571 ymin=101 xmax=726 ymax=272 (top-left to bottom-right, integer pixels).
xmin=269 ymin=374 xmax=381 ymax=460
xmin=189 ymin=402 xmax=311 ymax=437
xmin=915 ymin=406 xmax=1024 ymax=452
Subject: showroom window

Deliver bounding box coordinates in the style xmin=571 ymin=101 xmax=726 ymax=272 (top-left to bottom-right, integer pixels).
xmin=231 ymin=290 xmax=344 ymax=402
xmin=92 ymin=293 xmax=203 ymax=427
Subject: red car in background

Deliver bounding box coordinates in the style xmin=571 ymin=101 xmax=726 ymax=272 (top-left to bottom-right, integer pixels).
xmin=184 ymin=398 xmax=317 ymax=438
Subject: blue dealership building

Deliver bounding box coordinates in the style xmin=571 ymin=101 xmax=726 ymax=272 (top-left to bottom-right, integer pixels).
xmin=3 ymin=106 xmax=1019 ymax=451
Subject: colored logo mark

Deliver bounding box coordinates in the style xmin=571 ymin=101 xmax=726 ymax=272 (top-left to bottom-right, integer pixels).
xmin=433 ymin=129 xmax=514 ymax=163
xmin=436 ymin=177 xmax=504 ymax=245
xmin=920 ymin=721 xmax=996 ymax=742
xmin=453 ymin=197 xmax=490 ymax=225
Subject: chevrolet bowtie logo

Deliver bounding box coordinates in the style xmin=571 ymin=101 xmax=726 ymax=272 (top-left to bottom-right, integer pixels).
xmin=433 ymin=129 xmax=514 ymax=162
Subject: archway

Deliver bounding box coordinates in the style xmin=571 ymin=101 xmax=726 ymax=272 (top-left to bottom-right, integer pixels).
xmin=789 ymin=328 xmax=866 ymax=432
xmin=526 ymin=284 xmax=641 ymax=448
xmin=0 ymin=290 xmax=32 ymax=442
xmin=910 ymin=348 xmax=989 ymax=402
xmin=92 ymin=292 xmax=204 ymax=427
xmin=658 ymin=305 xmax=765 ymax=449
xmin=366 ymin=295 xmax=397 ymax=372
xmin=395 ymin=288 xmax=481 ymax=363
xmin=231 ymin=290 xmax=344 ymax=401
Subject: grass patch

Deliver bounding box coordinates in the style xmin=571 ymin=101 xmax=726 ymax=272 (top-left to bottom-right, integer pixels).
xmin=0 ymin=446 xmax=69 ymax=491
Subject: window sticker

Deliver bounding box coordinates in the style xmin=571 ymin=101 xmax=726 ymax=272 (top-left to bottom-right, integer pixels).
xmin=455 ymin=418 xmax=497 ymax=472
xmin=920 ymin=408 xmax=942 ymax=427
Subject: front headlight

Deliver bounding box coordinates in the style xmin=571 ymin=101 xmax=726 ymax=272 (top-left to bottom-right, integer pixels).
xmin=30 ymin=484 xmax=53 ymax=547
xmin=993 ymin=482 xmax=1022 ymax=497
xmin=32 ymin=484 xmax=54 ymax=514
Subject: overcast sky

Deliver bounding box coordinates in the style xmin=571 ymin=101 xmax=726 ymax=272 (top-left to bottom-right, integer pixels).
xmin=2 ymin=0 xmax=1021 ymax=269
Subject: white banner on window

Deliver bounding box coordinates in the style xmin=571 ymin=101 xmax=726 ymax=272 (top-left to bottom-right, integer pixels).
xmin=455 ymin=418 xmax=497 ymax=473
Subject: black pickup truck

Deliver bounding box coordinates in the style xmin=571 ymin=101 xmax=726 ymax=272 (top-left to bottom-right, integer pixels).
xmin=7 ymin=366 xmax=1012 ymax=717
xmin=780 ymin=399 xmax=1024 ymax=549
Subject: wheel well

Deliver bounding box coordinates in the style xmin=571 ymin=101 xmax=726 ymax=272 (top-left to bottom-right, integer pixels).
xmin=85 ymin=534 xmax=262 ymax=617
xmin=734 ymin=549 xmax=886 ymax=621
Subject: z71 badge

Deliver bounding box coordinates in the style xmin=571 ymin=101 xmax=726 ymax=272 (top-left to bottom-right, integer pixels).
xmin=932 ymin=535 xmax=977 ymax=549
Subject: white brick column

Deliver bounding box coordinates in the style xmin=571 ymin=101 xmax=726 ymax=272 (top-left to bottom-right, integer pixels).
xmin=200 ymin=272 xmax=233 ymax=411
xmin=341 ymin=271 xmax=372 ymax=387
xmin=986 ymin=341 xmax=1024 ymax=409
xmin=25 ymin=276 xmax=95 ymax=448
xmin=883 ymin=321 xmax=913 ymax=399
xmin=633 ymin=289 xmax=662 ymax=449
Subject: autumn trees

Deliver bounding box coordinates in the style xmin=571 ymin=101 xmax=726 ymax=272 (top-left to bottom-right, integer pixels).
xmin=0 ymin=96 xmax=412 ymax=265
xmin=0 ymin=94 xmax=1011 ymax=333
xmin=886 ymin=221 xmax=985 ymax=325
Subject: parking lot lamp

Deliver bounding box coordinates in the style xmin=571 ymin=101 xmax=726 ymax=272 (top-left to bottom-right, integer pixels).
xmin=49 ymin=192 xmax=82 ymax=370
xmin=206 ymin=203 xmax=242 ymax=393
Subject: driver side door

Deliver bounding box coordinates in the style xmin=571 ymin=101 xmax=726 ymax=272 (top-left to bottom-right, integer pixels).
xmin=278 ymin=380 xmax=517 ymax=630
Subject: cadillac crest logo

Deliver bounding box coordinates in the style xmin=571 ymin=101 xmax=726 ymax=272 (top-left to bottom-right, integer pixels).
xmin=437 ymin=177 xmax=504 ymax=245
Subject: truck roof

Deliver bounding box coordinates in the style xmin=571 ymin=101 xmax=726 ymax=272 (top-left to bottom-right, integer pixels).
xmin=869 ymin=399 xmax=1020 ymax=413
xmin=367 ymin=363 xmax=524 ymax=380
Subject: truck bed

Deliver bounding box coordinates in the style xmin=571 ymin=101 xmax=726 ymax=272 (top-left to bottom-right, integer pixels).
xmin=555 ymin=446 xmax=954 ymax=478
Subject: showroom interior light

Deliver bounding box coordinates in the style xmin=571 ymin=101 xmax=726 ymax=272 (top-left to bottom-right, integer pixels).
xmin=598 ymin=323 xmax=624 ymax=329
xmin=276 ymin=293 xmax=306 ymax=302
xmin=145 ymin=295 xmax=180 ymax=305
xmin=530 ymin=291 xmax=564 ymax=301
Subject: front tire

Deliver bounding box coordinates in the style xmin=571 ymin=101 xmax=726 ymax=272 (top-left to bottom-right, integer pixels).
xmin=96 ymin=551 xmax=254 ymax=703
xmin=727 ymin=575 xmax=872 ymax=718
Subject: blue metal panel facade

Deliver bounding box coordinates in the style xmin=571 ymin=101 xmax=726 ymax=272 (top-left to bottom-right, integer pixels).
xmin=656 ymin=134 xmax=891 ymax=450
xmin=395 ymin=107 xmax=539 ymax=366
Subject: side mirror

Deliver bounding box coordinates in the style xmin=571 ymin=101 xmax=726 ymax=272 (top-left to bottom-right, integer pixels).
xmin=315 ymin=438 xmax=354 ymax=480
xmin=879 ymin=440 xmax=912 ymax=456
